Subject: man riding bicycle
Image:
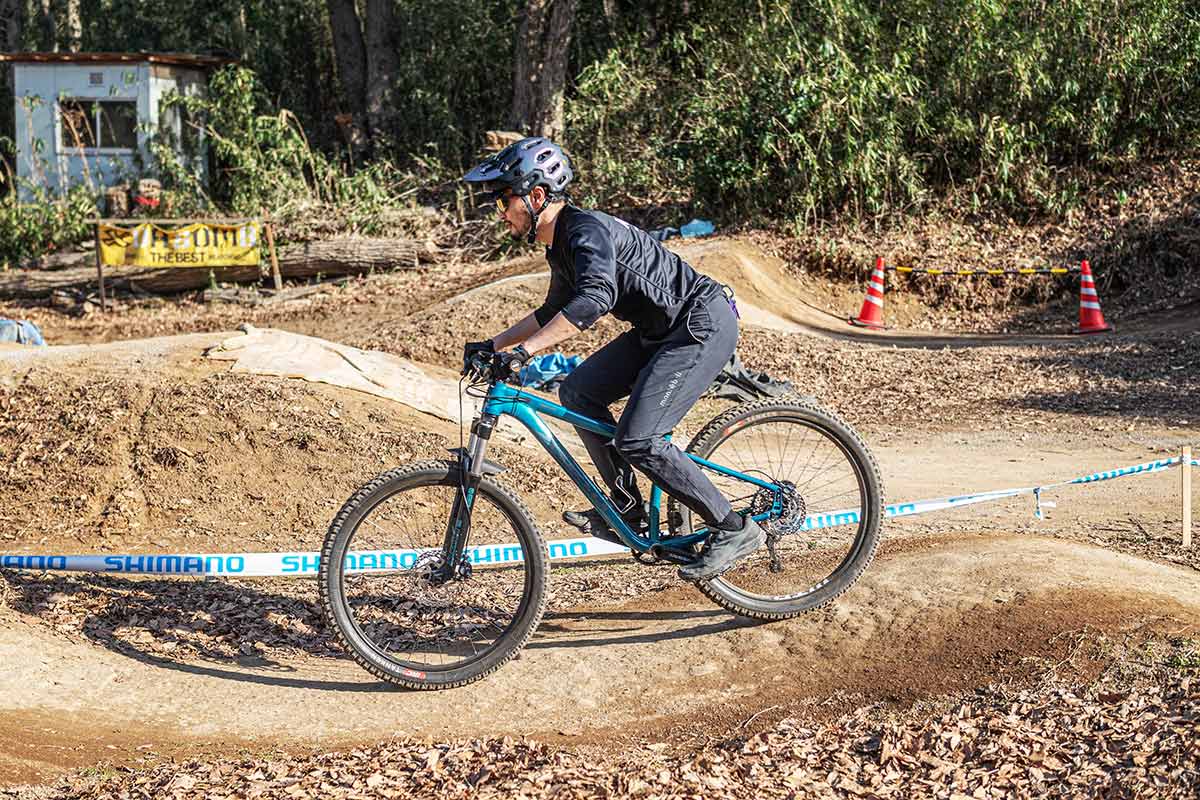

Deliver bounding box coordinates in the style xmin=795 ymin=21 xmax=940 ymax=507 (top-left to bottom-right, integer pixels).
xmin=461 ymin=136 xmax=764 ymax=582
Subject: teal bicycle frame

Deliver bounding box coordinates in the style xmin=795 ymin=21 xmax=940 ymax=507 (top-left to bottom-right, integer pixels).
xmin=453 ymin=377 xmax=782 ymax=565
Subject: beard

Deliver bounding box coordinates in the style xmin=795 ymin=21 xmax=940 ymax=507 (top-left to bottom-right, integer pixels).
xmin=505 ymin=216 xmax=532 ymax=240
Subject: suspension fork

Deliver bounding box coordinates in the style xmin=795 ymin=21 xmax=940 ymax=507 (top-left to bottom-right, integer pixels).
xmin=436 ymin=413 xmax=497 ymax=581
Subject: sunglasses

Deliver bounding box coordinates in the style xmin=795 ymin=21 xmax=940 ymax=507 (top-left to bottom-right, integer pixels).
xmin=494 ymin=191 xmax=514 ymax=214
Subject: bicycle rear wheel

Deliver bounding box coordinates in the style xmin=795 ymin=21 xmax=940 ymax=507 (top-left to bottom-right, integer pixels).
xmin=670 ymin=399 xmax=883 ymax=619
xmin=319 ymin=459 xmax=547 ymax=689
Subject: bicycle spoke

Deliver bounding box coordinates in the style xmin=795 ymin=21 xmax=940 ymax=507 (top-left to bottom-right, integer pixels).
xmin=338 ymin=483 xmax=529 ymax=672
xmin=685 ymin=413 xmax=872 ymax=602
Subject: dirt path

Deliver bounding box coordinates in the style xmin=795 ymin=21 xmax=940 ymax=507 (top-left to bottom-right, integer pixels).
xmin=2 ymin=237 xmax=1198 ymax=792
xmin=2 ymin=534 xmax=1196 ymax=786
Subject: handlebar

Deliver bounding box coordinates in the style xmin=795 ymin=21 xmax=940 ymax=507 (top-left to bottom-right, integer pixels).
xmin=463 ymin=351 xmax=521 ymax=385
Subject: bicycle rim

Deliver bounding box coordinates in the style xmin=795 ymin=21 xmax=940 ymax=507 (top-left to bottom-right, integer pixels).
xmin=686 ymin=408 xmax=879 ymax=607
xmin=328 ymin=475 xmax=538 ymax=676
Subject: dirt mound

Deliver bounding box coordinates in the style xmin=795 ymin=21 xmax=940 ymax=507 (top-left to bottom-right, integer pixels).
xmin=345 ymin=243 xmax=1199 ymax=433
xmin=1 ymin=535 xmax=1196 ymax=785
xmin=3 ymin=304 xmax=1196 ymax=567
xmin=0 ymin=335 xmax=585 ymax=556
xmin=3 ymin=317 xmax=1196 ymax=564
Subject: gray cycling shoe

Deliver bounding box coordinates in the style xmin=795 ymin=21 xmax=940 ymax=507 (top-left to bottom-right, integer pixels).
xmin=677 ymin=515 xmax=767 ymax=582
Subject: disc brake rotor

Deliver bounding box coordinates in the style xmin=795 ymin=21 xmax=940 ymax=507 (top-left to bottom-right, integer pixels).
xmin=748 ymin=481 xmax=806 ymax=536
xmin=747 ymin=481 xmax=807 ymax=573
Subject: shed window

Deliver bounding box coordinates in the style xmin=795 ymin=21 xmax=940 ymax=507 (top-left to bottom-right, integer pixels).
xmin=59 ymin=99 xmax=138 ymax=150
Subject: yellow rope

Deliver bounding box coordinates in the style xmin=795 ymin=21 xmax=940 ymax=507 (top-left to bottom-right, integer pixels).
xmin=890 ymin=266 xmax=1075 ymax=276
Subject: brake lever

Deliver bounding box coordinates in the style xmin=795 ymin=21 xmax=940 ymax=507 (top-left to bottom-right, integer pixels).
xmin=464 ymin=353 xmax=493 ymax=383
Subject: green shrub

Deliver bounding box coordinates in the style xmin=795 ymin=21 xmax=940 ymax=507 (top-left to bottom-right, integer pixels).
xmin=566 ymin=0 xmax=1200 ymax=222
xmin=154 ymin=67 xmax=420 ymax=225
xmin=0 ymin=184 xmax=96 ymax=270
xmin=567 ymin=46 xmax=692 ymax=212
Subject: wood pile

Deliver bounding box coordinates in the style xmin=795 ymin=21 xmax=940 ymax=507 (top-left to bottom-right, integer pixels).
xmin=0 ymin=237 xmax=436 ymax=299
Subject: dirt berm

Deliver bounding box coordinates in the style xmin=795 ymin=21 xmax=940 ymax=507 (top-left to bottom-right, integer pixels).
xmin=1 ymin=326 xmax=1197 ymax=785
xmin=1 ymin=236 xmax=1197 ymax=788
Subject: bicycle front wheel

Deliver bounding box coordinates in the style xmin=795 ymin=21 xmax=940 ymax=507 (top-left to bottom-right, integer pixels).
xmin=671 ymin=399 xmax=883 ymax=619
xmin=319 ymin=459 xmax=547 ymax=689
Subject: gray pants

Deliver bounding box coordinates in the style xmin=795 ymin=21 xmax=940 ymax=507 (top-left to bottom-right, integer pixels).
xmin=558 ymin=291 xmax=739 ymax=526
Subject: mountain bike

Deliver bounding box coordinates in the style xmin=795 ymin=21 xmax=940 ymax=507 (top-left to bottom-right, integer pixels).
xmin=319 ymin=351 xmax=882 ymax=689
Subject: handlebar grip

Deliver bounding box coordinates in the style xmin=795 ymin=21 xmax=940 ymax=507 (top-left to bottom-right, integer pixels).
xmin=464 ymin=351 xmax=523 ymax=386
xmin=464 ymin=351 xmax=497 ymax=382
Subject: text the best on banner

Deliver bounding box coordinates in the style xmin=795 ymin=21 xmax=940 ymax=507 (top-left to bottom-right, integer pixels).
xmin=98 ymin=222 xmax=261 ymax=268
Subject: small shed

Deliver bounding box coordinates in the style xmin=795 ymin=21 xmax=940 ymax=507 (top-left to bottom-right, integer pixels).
xmin=1 ymin=52 xmax=225 ymax=200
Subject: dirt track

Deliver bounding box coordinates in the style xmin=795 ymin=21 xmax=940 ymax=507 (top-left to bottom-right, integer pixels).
xmin=3 ymin=535 xmax=1198 ymax=786
xmin=1 ymin=237 xmax=1198 ymax=793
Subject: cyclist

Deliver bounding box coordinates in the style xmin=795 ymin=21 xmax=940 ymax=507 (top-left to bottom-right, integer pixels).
xmin=461 ymin=136 xmax=764 ymax=582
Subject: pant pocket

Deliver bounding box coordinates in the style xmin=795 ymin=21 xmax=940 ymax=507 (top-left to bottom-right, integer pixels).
xmin=685 ymin=302 xmax=714 ymax=343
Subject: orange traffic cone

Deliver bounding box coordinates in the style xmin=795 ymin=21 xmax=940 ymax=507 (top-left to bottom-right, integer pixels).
xmin=1075 ymin=260 xmax=1113 ymax=334
xmin=848 ymin=257 xmax=887 ymax=329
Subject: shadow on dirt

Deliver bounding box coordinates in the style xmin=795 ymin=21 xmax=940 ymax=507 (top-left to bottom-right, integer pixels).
xmin=0 ymin=570 xmax=346 ymax=674
xmin=1009 ymin=331 xmax=1200 ymax=421
xmin=533 ymin=608 xmax=758 ymax=649
xmin=0 ymin=570 xmax=750 ymax=689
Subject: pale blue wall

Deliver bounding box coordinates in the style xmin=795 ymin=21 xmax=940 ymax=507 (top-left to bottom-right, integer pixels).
xmin=12 ymin=60 xmax=207 ymax=200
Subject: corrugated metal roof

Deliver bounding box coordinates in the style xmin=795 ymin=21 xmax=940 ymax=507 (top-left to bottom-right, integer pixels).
xmin=0 ymin=52 xmax=231 ymax=68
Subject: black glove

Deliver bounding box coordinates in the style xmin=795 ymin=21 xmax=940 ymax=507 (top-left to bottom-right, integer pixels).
xmin=462 ymin=339 xmax=495 ymax=374
xmin=497 ymin=345 xmax=532 ymax=382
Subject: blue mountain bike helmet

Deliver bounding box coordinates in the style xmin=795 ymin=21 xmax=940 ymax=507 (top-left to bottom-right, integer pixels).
xmin=464 ymin=137 xmax=574 ymax=243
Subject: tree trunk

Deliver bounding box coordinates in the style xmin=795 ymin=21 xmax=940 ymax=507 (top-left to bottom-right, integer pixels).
xmin=230 ymin=3 xmax=249 ymax=59
xmin=37 ymin=0 xmax=56 ymax=51
xmin=0 ymin=0 xmax=22 ymax=158
xmin=0 ymin=238 xmax=437 ymax=298
xmin=601 ymin=0 xmax=619 ymax=32
xmin=510 ymin=0 xmax=578 ymax=141
xmin=0 ymin=0 xmax=23 ymax=51
xmin=363 ymin=0 xmax=401 ymax=149
xmin=325 ymin=0 xmax=369 ymax=161
xmin=65 ymin=0 xmax=81 ymax=51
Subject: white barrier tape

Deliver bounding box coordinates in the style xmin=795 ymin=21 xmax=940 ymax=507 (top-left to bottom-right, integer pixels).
xmin=780 ymin=456 xmax=1186 ymax=531
xmin=0 ymin=536 xmax=630 ymax=577
xmin=1 ymin=456 xmax=1194 ymax=577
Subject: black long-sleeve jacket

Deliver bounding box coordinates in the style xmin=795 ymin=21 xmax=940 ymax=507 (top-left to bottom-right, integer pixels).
xmin=533 ymin=206 xmax=721 ymax=340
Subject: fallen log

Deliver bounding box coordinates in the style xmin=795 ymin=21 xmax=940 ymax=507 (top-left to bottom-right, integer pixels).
xmin=0 ymin=237 xmax=436 ymax=299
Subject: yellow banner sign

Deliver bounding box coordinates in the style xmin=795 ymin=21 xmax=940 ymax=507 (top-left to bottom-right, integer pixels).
xmin=98 ymin=222 xmax=261 ymax=268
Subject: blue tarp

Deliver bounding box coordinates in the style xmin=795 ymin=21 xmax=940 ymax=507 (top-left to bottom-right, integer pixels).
xmin=0 ymin=319 xmax=46 ymax=346
xmin=679 ymin=218 xmax=716 ymax=238
xmin=647 ymin=218 xmax=716 ymax=241
xmin=520 ymin=352 xmax=583 ymax=390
